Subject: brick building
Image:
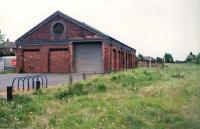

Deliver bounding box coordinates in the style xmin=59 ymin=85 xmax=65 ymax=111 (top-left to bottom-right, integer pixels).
xmin=16 ymin=11 xmax=136 ymax=73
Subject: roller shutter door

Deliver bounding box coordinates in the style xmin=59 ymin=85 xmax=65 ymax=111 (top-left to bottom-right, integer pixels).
xmin=74 ymin=43 xmax=103 ymax=73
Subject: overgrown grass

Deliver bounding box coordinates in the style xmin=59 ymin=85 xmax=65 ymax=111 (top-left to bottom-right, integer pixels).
xmin=0 ymin=64 xmax=200 ymax=129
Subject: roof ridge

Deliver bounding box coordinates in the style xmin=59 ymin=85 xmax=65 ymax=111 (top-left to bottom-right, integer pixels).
xmin=16 ymin=11 xmax=108 ymax=42
xmin=15 ymin=11 xmax=135 ymax=51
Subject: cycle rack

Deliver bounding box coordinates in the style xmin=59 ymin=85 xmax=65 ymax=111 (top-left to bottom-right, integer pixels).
xmin=11 ymin=74 xmax=48 ymax=91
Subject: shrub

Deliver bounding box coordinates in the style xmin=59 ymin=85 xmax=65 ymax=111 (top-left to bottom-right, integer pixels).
xmin=196 ymin=53 xmax=200 ymax=64
xmin=110 ymin=75 xmax=118 ymax=81
xmin=95 ymin=82 xmax=106 ymax=92
xmin=0 ymin=51 xmax=5 ymax=57
xmin=6 ymin=52 xmax=15 ymax=56
xmin=55 ymin=88 xmax=73 ymax=99
xmin=110 ymin=72 xmax=136 ymax=88
xmin=70 ymin=82 xmax=84 ymax=96
xmin=143 ymin=70 xmax=152 ymax=81
xmin=143 ymin=70 xmax=150 ymax=76
xmin=55 ymin=82 xmax=87 ymax=99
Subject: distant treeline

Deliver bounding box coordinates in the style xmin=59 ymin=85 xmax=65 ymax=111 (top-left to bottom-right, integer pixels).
xmin=138 ymin=52 xmax=200 ymax=64
xmin=185 ymin=52 xmax=200 ymax=64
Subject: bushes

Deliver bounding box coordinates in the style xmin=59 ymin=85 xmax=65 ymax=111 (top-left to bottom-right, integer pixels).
xmin=55 ymin=68 xmax=164 ymax=99
xmin=55 ymin=79 xmax=106 ymax=99
xmin=110 ymin=72 xmax=135 ymax=87
xmin=196 ymin=53 xmax=200 ymax=64
xmin=70 ymin=83 xmax=84 ymax=96
xmin=55 ymin=87 xmax=73 ymax=99
xmin=0 ymin=51 xmax=5 ymax=57
xmin=95 ymin=81 xmax=106 ymax=92
xmin=0 ymin=52 xmax=15 ymax=57
xmin=110 ymin=69 xmax=162 ymax=90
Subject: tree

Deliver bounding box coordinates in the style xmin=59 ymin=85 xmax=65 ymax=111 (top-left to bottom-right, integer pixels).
xmin=0 ymin=51 xmax=5 ymax=57
xmin=196 ymin=53 xmax=200 ymax=64
xmin=156 ymin=57 xmax=163 ymax=63
xmin=164 ymin=53 xmax=174 ymax=63
xmin=0 ymin=30 xmax=5 ymax=43
xmin=185 ymin=52 xmax=196 ymax=62
xmin=138 ymin=53 xmax=144 ymax=60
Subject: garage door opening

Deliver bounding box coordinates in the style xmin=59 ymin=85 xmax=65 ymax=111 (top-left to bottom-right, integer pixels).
xmin=74 ymin=41 xmax=103 ymax=73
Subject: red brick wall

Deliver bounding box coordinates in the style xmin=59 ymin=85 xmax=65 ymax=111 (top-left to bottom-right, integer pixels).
xmin=49 ymin=50 xmax=70 ymax=73
xmin=17 ymin=43 xmax=136 ymax=73
xmin=16 ymin=14 xmax=136 ymax=73
xmin=23 ymin=51 xmax=41 ymax=73
xmin=16 ymin=15 xmax=103 ymax=73
xmin=25 ymin=15 xmax=98 ymax=41
xmin=16 ymin=44 xmax=72 ymax=73
xmin=102 ymin=43 xmax=111 ymax=73
xmin=102 ymin=42 xmax=136 ymax=73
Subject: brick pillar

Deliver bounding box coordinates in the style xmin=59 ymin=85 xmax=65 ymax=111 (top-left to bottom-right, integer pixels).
xmin=130 ymin=54 xmax=132 ymax=68
xmin=102 ymin=43 xmax=111 ymax=73
xmin=132 ymin=54 xmax=135 ymax=68
xmin=41 ymin=46 xmax=49 ymax=73
xmin=128 ymin=53 xmax=130 ymax=68
xmin=112 ymin=49 xmax=117 ymax=71
xmin=122 ymin=51 xmax=125 ymax=70
xmin=132 ymin=53 xmax=134 ymax=68
xmin=69 ymin=43 xmax=74 ymax=73
xmin=134 ymin=54 xmax=136 ymax=67
xmin=133 ymin=53 xmax=135 ymax=67
xmin=124 ymin=52 xmax=127 ymax=69
xmin=117 ymin=50 xmax=120 ymax=70
xmin=129 ymin=53 xmax=130 ymax=68
xmin=16 ymin=48 xmax=23 ymax=73
xmin=130 ymin=53 xmax=132 ymax=68
xmin=111 ymin=49 xmax=114 ymax=71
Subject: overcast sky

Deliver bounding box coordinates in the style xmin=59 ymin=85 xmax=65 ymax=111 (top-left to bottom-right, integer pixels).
xmin=0 ymin=0 xmax=200 ymax=60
